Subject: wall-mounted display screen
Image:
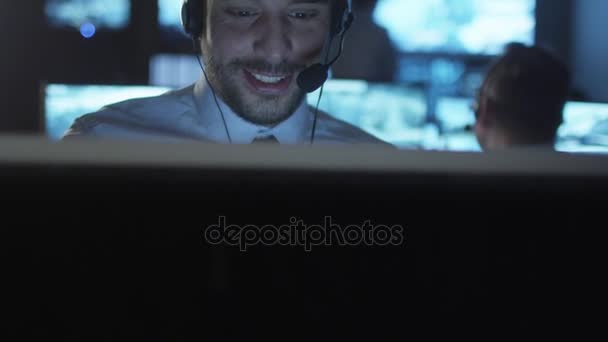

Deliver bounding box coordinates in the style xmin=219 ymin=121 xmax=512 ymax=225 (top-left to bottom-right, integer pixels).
xmin=45 ymin=0 xmax=131 ymax=31
xmin=374 ymin=0 xmax=536 ymax=55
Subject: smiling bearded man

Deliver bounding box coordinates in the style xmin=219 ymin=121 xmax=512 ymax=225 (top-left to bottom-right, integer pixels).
xmin=64 ymin=0 xmax=391 ymax=146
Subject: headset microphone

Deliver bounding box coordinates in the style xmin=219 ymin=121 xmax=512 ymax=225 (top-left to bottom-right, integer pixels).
xmin=297 ymin=64 xmax=330 ymax=94
xmin=297 ymin=11 xmax=354 ymax=94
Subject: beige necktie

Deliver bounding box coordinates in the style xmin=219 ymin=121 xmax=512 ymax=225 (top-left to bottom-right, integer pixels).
xmin=252 ymin=135 xmax=280 ymax=144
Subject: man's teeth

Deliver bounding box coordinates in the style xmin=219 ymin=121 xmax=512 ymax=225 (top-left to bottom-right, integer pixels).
xmin=251 ymin=72 xmax=287 ymax=84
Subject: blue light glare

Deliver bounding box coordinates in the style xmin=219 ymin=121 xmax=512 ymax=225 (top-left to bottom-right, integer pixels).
xmin=80 ymin=22 xmax=96 ymax=38
xmin=374 ymin=0 xmax=536 ymax=55
xmin=158 ymin=0 xmax=184 ymax=29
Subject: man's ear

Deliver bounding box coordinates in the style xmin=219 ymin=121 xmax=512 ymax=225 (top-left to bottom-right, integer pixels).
xmin=477 ymin=96 xmax=495 ymax=128
xmin=474 ymin=97 xmax=494 ymax=151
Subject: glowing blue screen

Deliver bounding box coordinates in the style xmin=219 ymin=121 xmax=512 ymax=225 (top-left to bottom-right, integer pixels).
xmin=45 ymin=0 xmax=131 ymax=30
xmin=374 ymin=0 xmax=536 ymax=55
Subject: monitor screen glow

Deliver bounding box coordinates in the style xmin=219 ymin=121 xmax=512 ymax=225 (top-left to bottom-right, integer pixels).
xmin=44 ymin=84 xmax=172 ymax=140
xmin=45 ymin=0 xmax=131 ymax=30
xmin=158 ymin=0 xmax=184 ymax=30
xmin=307 ymin=80 xmax=429 ymax=148
xmin=557 ymin=102 xmax=608 ymax=153
xmin=435 ymin=97 xmax=481 ymax=151
xmin=559 ymin=102 xmax=608 ymax=138
xmin=374 ymin=0 xmax=536 ymax=55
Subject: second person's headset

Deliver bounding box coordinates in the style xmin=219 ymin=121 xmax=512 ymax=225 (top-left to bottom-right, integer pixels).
xmin=180 ymin=0 xmax=354 ymax=94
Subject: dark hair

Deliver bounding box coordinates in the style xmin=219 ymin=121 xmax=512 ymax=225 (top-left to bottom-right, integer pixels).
xmin=352 ymin=0 xmax=378 ymax=11
xmin=183 ymin=0 xmax=350 ymax=39
xmin=481 ymin=43 xmax=571 ymax=144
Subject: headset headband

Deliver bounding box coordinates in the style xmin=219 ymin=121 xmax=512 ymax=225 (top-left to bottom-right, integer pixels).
xmin=181 ymin=0 xmax=352 ymax=40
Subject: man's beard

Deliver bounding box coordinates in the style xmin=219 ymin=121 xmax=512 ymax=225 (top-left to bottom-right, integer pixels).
xmin=202 ymin=52 xmax=308 ymax=126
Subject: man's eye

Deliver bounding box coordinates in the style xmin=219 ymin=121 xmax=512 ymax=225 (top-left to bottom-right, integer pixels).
xmin=289 ymin=11 xmax=318 ymax=20
xmin=237 ymin=11 xmax=253 ymax=17
xmin=227 ymin=9 xmax=257 ymax=17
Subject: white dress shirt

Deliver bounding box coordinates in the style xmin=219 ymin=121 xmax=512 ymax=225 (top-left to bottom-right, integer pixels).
xmin=64 ymin=77 xmax=391 ymax=146
xmin=191 ymin=78 xmax=313 ymax=145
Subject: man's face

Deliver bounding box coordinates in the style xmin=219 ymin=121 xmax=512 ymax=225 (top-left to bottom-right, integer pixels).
xmin=201 ymin=0 xmax=331 ymax=125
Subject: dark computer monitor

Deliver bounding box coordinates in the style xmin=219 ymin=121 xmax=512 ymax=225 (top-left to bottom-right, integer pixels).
xmin=2 ymin=137 xmax=608 ymax=338
xmin=374 ymin=0 xmax=537 ymax=56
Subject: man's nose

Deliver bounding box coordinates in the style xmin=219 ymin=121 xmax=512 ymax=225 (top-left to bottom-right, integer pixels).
xmin=253 ymin=16 xmax=293 ymax=64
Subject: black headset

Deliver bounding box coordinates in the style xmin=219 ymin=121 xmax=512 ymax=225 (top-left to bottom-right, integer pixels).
xmin=181 ymin=0 xmax=354 ymax=93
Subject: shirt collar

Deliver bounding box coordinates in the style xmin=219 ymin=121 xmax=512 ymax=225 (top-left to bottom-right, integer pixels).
xmin=193 ymin=77 xmax=312 ymax=144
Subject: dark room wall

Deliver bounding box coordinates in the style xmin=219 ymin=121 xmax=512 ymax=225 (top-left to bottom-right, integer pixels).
xmin=0 ymin=0 xmax=158 ymax=134
xmin=535 ymin=0 xmax=573 ymax=66
xmin=40 ymin=1 xmax=158 ymax=85
xmin=572 ymin=0 xmax=608 ymax=102
xmin=0 ymin=0 xmax=44 ymax=133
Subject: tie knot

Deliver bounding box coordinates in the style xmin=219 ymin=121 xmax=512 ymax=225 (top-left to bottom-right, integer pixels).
xmin=252 ymin=135 xmax=279 ymax=144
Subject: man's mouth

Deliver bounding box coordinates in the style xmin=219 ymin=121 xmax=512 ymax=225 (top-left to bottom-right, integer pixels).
xmin=251 ymin=72 xmax=288 ymax=84
xmin=243 ymin=69 xmax=293 ymax=95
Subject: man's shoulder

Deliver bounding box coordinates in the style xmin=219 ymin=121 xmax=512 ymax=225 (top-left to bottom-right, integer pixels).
xmin=63 ymin=86 xmax=195 ymax=139
xmin=314 ymin=109 xmax=394 ymax=146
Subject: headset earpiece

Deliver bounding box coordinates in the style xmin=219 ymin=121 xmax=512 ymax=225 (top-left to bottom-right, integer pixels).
xmin=181 ymin=0 xmax=205 ymax=39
